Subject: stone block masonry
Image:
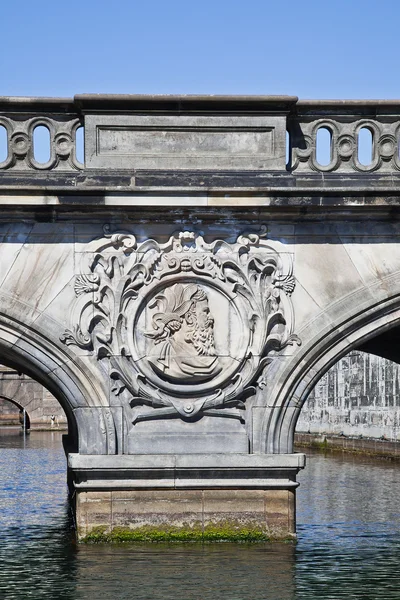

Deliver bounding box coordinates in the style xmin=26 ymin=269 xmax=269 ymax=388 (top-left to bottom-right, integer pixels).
xmin=0 ymin=366 xmax=66 ymax=428
xmin=297 ymin=351 xmax=400 ymax=440
xmin=77 ymin=489 xmax=295 ymax=542
xmin=2 ymin=94 xmax=400 ymax=539
xmin=69 ymin=453 xmax=303 ymax=540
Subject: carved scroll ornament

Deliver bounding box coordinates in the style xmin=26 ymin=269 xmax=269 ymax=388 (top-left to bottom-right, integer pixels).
xmin=61 ymin=226 xmax=300 ymax=424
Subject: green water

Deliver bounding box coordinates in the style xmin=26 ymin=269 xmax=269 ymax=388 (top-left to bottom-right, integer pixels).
xmin=1 ymin=428 xmax=400 ymax=599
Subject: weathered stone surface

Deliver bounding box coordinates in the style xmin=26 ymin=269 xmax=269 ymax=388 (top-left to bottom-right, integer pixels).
xmin=297 ymin=350 xmax=400 ymax=440
xmin=85 ymin=114 xmax=288 ymax=172
xmin=0 ymin=366 xmax=66 ymax=427
xmin=295 ymin=432 xmax=400 ymax=459
xmin=3 ymin=95 xmax=400 ymax=539
xmin=76 ymin=488 xmax=295 ymax=541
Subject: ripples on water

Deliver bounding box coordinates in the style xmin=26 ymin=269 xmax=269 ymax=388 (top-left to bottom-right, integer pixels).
xmin=1 ymin=428 xmax=400 ymax=599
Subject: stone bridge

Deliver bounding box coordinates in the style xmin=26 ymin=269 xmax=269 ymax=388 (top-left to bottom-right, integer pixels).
xmin=1 ymin=94 xmax=400 ymax=540
xmin=0 ymin=366 xmax=66 ymax=427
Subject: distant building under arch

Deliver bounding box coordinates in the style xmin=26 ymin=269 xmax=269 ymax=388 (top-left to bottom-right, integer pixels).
xmin=0 ymin=366 xmax=67 ymax=429
xmin=297 ymin=351 xmax=400 ymax=440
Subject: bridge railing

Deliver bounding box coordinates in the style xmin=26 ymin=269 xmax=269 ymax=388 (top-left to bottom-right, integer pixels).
xmin=1 ymin=96 xmax=400 ymax=186
xmin=0 ymin=98 xmax=83 ymax=172
xmin=288 ymin=100 xmax=400 ymax=175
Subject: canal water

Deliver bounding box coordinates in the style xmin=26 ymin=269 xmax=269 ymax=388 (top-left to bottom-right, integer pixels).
xmin=1 ymin=429 xmax=400 ymax=599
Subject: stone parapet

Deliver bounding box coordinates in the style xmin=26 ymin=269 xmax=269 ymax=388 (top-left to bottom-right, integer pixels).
xmin=1 ymin=95 xmax=400 ymax=196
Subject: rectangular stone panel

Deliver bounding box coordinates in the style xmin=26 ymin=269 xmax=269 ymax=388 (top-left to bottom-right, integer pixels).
xmin=202 ymin=489 xmax=266 ymax=529
xmin=265 ymin=489 xmax=293 ymax=533
xmin=111 ymin=490 xmax=203 ymax=529
xmin=126 ymin=415 xmax=248 ymax=454
xmin=75 ymin=489 xmax=296 ymax=539
xmin=77 ymin=491 xmax=112 ymax=536
xmin=85 ymin=115 xmax=286 ymax=171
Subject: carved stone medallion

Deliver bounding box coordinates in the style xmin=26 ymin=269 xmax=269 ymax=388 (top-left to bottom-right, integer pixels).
xmin=140 ymin=283 xmax=222 ymax=383
xmin=61 ymin=226 xmax=300 ymax=424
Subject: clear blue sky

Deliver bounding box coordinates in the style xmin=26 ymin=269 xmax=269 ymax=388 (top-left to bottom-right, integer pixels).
xmin=1 ymin=0 xmax=398 ymax=99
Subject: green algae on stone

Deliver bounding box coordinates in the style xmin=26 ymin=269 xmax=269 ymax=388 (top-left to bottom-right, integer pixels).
xmin=80 ymin=524 xmax=283 ymax=544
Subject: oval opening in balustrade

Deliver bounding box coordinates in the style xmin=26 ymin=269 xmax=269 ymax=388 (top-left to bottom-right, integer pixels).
xmin=0 ymin=125 xmax=8 ymax=163
xmin=75 ymin=126 xmax=84 ymax=165
xmin=33 ymin=125 xmax=51 ymax=164
xmin=286 ymin=130 xmax=290 ymax=168
xmin=316 ymin=127 xmax=332 ymax=166
xmin=357 ymin=127 xmax=373 ymax=166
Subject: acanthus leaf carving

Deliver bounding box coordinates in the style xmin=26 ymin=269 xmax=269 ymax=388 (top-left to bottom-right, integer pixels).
xmin=61 ymin=226 xmax=301 ymax=424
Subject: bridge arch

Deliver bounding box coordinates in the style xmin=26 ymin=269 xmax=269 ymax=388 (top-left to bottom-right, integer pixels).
xmin=0 ymin=294 xmax=114 ymax=454
xmin=264 ymin=276 xmax=400 ymax=454
xmin=0 ymin=395 xmax=31 ymax=429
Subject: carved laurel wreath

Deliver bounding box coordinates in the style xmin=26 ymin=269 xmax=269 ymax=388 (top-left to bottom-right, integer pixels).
xmin=61 ymin=225 xmax=300 ymax=424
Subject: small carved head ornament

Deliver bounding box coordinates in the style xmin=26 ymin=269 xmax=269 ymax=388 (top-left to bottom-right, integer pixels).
xmin=146 ymin=283 xmax=206 ymax=341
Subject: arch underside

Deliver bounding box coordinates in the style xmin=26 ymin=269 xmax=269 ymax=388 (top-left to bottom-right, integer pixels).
xmin=266 ymin=275 xmax=400 ymax=454
xmin=0 ymin=295 xmax=114 ymax=454
xmin=0 ymin=395 xmax=31 ymax=428
xmin=0 ymin=371 xmax=67 ymax=427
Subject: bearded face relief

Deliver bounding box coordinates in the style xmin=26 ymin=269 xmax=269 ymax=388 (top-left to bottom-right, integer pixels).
xmin=144 ymin=283 xmax=222 ymax=383
xmin=62 ymin=228 xmax=298 ymax=423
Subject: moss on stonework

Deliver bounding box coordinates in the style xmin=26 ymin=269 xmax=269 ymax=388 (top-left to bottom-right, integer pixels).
xmin=80 ymin=524 xmax=293 ymax=544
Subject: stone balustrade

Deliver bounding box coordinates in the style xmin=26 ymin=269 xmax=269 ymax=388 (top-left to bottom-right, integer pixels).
xmin=289 ymin=100 xmax=400 ymax=176
xmin=0 ymin=98 xmax=82 ymax=173
xmin=1 ymin=96 xmax=399 ymax=192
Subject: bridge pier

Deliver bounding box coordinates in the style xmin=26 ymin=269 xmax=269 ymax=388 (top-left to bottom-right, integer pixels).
xmin=69 ymin=454 xmax=304 ymax=541
xmin=2 ymin=94 xmax=400 ymax=540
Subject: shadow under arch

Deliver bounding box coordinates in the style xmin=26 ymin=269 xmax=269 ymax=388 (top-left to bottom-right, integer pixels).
xmin=0 ymin=395 xmax=31 ymax=429
xmin=263 ymin=290 xmax=400 ymax=455
xmin=0 ymin=305 xmax=112 ymax=454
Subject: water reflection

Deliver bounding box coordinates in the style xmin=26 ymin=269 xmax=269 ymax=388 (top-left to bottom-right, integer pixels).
xmin=75 ymin=542 xmax=296 ymax=600
xmin=0 ymin=428 xmax=77 ymax=600
xmin=1 ymin=429 xmax=400 ymax=599
xmin=296 ymin=450 xmax=400 ymax=599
